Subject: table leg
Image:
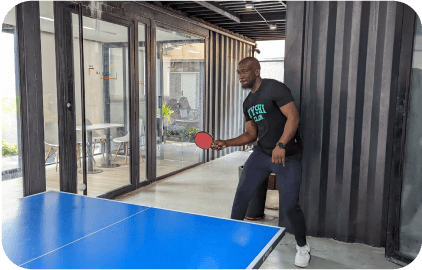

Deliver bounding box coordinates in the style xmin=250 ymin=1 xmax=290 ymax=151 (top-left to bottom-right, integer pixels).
xmin=79 ymin=130 xmax=103 ymax=174
xmin=98 ymin=128 xmax=120 ymax=168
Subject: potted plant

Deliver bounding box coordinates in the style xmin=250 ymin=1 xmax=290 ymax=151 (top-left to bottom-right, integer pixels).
xmin=185 ymin=127 xmax=198 ymax=143
xmin=157 ymin=103 xmax=174 ymax=143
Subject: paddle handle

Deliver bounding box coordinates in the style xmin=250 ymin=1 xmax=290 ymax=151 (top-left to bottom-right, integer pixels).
xmin=211 ymin=141 xmax=222 ymax=150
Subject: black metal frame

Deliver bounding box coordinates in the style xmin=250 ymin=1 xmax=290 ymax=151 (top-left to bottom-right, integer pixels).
xmin=16 ymin=1 xmax=47 ymax=196
xmin=385 ymin=3 xmax=417 ymax=266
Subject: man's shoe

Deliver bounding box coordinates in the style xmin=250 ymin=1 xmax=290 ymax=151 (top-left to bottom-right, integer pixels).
xmin=294 ymin=243 xmax=311 ymax=268
xmin=245 ymin=214 xmax=265 ymax=220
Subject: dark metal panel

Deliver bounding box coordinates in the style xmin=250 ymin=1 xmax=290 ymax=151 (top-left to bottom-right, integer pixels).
xmin=220 ymin=35 xmax=227 ymax=156
xmin=286 ymin=0 xmax=414 ymax=248
xmin=129 ymin=21 xmax=140 ymax=189
xmin=206 ymin=31 xmax=215 ymax=162
xmin=385 ymin=2 xmax=415 ymax=261
xmin=336 ymin=1 xmax=362 ymax=241
xmin=227 ymin=38 xmax=234 ymax=155
xmin=371 ymin=0 xmax=400 ymax=248
xmin=355 ymin=1 xmax=380 ymax=244
xmin=299 ymin=1 xmax=314 ymax=235
xmin=204 ymin=36 xmax=210 ymax=162
xmin=233 ymin=39 xmax=240 ymax=152
xmin=324 ymin=0 xmax=345 ymax=240
xmin=54 ymin=1 xmax=77 ymax=194
xmin=215 ymin=33 xmax=221 ymax=158
xmin=16 ymin=1 xmax=47 ymax=196
xmin=364 ymin=1 xmax=388 ymax=247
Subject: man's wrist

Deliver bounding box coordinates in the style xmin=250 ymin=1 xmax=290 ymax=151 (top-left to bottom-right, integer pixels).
xmin=276 ymin=141 xmax=287 ymax=149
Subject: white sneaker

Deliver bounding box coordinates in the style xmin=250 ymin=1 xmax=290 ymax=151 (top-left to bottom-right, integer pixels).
xmin=295 ymin=243 xmax=311 ymax=268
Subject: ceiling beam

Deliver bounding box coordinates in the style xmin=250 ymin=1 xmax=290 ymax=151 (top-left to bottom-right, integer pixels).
xmin=240 ymin=12 xmax=286 ymax=22
xmin=279 ymin=1 xmax=287 ymax=8
xmin=193 ymin=1 xmax=241 ymax=23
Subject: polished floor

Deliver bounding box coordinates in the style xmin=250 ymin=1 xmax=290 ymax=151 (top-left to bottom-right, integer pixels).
xmin=115 ymin=150 xmax=401 ymax=269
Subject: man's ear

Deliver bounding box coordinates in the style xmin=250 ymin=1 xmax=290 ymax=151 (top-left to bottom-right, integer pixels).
xmin=255 ymin=69 xmax=260 ymax=77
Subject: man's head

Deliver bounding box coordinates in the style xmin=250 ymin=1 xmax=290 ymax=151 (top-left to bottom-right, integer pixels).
xmin=237 ymin=57 xmax=261 ymax=89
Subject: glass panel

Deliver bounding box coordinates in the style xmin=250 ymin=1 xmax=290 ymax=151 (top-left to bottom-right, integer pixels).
xmin=1 ymin=7 xmax=23 ymax=203
xmin=39 ymin=1 xmax=60 ymax=192
xmin=399 ymin=15 xmax=422 ymax=258
xmin=139 ymin=23 xmax=147 ymax=182
xmin=156 ymin=27 xmax=204 ymax=178
xmin=73 ymin=14 xmax=130 ymax=196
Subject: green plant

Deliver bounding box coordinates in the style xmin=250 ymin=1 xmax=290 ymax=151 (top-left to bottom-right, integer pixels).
xmin=186 ymin=127 xmax=198 ymax=139
xmin=167 ymin=132 xmax=171 ymax=136
xmin=2 ymin=96 xmax=20 ymax=131
xmin=157 ymin=103 xmax=174 ymax=123
xmin=2 ymin=139 xmax=18 ymax=157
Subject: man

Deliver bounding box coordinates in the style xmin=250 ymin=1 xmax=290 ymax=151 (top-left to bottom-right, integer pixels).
xmin=211 ymin=57 xmax=310 ymax=268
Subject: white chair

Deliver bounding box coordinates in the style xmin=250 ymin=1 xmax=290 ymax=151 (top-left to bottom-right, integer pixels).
xmin=113 ymin=120 xmax=145 ymax=164
xmin=44 ymin=122 xmax=60 ymax=171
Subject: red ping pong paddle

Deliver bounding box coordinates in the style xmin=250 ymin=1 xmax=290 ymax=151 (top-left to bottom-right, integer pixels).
xmin=194 ymin=131 xmax=222 ymax=150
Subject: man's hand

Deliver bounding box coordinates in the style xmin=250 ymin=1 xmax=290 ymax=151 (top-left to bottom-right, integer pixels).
xmin=272 ymin=147 xmax=286 ymax=166
xmin=211 ymin=140 xmax=228 ymax=151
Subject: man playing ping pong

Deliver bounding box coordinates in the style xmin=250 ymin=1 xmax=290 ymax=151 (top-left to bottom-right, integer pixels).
xmin=211 ymin=57 xmax=310 ymax=267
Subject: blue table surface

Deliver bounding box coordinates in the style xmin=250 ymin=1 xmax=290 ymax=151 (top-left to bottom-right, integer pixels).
xmin=2 ymin=191 xmax=283 ymax=269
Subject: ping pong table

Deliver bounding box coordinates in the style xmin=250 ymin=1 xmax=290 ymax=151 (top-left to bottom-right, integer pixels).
xmin=2 ymin=191 xmax=285 ymax=269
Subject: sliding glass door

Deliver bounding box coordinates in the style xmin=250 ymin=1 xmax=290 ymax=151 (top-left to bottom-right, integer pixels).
xmin=72 ymin=13 xmax=131 ymax=196
xmin=156 ymin=27 xmax=205 ymax=178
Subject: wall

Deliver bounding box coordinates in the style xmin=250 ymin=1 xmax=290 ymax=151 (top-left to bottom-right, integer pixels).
xmin=204 ymin=32 xmax=254 ymax=162
xmin=284 ymin=1 xmax=413 ymax=247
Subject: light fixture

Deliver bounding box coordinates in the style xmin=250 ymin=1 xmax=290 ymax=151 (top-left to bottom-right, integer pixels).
xmin=269 ymin=24 xmax=277 ymax=30
xmin=245 ymin=3 xmax=254 ymax=9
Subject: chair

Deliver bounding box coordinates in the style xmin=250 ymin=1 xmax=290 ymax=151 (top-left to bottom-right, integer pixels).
xmin=44 ymin=122 xmax=60 ymax=171
xmin=86 ymin=119 xmax=106 ymax=159
xmin=113 ymin=119 xmax=145 ymax=164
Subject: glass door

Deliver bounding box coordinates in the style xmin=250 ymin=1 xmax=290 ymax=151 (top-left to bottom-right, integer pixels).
xmin=156 ymin=27 xmax=205 ymax=178
xmin=72 ymin=13 xmax=131 ymax=196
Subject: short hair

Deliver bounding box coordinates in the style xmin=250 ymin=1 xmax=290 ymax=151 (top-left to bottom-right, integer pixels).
xmin=239 ymin=57 xmax=261 ymax=70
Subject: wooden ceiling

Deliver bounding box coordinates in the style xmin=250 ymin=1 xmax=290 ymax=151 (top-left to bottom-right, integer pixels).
xmin=154 ymin=1 xmax=286 ymax=41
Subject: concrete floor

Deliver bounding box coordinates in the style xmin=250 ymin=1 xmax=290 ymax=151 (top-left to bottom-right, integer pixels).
xmin=115 ymin=150 xmax=400 ymax=269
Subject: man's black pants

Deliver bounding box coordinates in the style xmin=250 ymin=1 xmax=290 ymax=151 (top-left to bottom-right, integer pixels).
xmin=231 ymin=148 xmax=307 ymax=247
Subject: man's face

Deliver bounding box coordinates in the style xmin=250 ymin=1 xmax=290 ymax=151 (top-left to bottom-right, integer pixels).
xmin=237 ymin=61 xmax=257 ymax=89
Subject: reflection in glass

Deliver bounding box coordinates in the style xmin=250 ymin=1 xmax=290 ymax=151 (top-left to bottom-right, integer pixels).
xmin=39 ymin=1 xmax=60 ymax=192
xmin=73 ymin=14 xmax=130 ymax=196
xmin=1 ymin=7 xmax=23 ymax=202
xmin=399 ymin=16 xmax=422 ymax=258
xmin=156 ymin=28 xmax=204 ymax=178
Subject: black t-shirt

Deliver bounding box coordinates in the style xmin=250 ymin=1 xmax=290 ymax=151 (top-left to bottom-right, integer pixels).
xmin=243 ymin=79 xmax=303 ymax=157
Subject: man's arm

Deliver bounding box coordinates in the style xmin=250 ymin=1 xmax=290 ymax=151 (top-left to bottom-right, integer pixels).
xmin=278 ymin=101 xmax=300 ymax=145
xmin=226 ymin=120 xmax=258 ymax=146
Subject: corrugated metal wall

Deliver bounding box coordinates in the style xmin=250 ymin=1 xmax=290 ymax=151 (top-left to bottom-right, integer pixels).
xmin=204 ymin=32 xmax=254 ymax=162
xmin=285 ymin=1 xmax=409 ymax=247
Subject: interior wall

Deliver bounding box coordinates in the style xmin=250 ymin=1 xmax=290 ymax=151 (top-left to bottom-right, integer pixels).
xmin=204 ymin=32 xmax=254 ymax=162
xmin=285 ymin=1 xmax=413 ymax=247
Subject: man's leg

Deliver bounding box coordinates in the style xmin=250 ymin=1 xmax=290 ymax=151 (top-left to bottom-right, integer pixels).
xmin=231 ymin=150 xmax=272 ymax=220
xmin=272 ymin=154 xmax=306 ymax=246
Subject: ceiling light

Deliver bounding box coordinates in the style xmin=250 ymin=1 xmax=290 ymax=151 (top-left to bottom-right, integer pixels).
xmin=245 ymin=3 xmax=254 ymax=9
xmin=269 ymin=24 xmax=277 ymax=30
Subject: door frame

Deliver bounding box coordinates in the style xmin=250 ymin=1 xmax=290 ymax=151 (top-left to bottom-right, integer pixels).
xmin=385 ymin=3 xmax=417 ymax=266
